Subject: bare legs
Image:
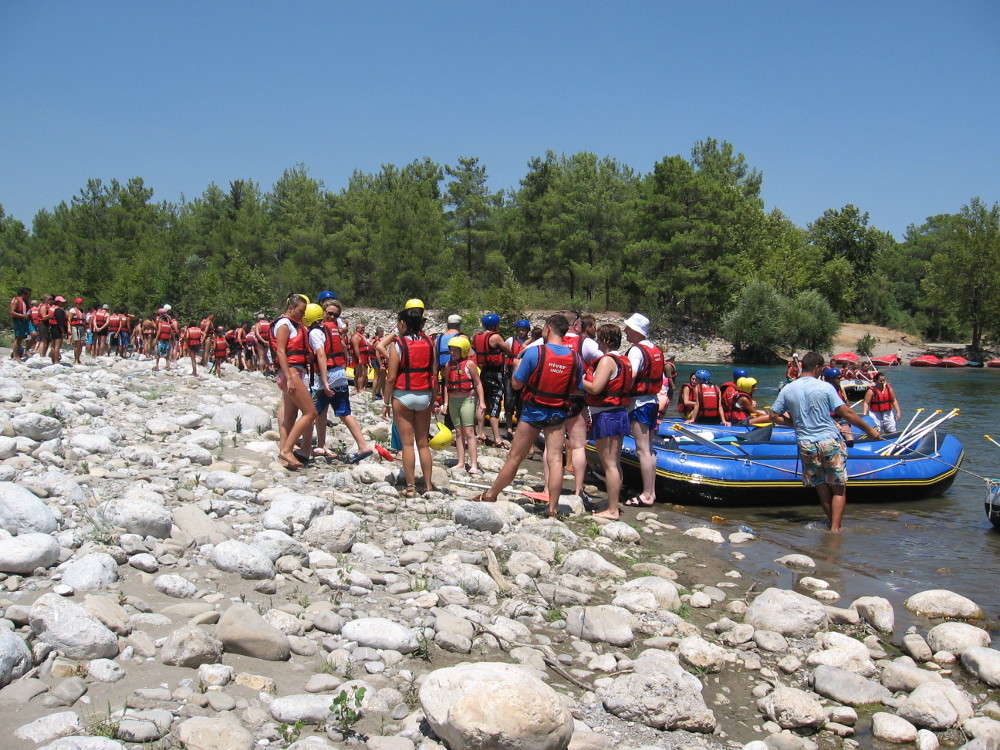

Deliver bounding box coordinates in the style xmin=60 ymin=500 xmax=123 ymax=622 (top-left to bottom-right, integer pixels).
xmin=592 ymin=434 xmax=624 ymax=519
xmin=629 ymin=418 xmax=657 ymax=506
xmin=393 ymin=400 xmax=434 ymax=492
xmin=814 ymin=483 xmax=846 ymax=532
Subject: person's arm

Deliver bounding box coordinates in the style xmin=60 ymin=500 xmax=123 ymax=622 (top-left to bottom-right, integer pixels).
xmin=275 ymin=323 xmax=299 ymax=388
xmin=835 ymin=404 xmax=880 ymax=441
xmin=891 ymin=387 xmax=901 ymax=419
xmin=311 ymin=331 xmax=333 ymax=396
xmin=383 ymin=343 xmax=399 ymax=419
xmin=375 ymin=332 xmax=395 ymax=363
xmin=469 ymin=362 xmax=486 ymax=414
xmin=584 ymin=356 xmax=614 ymax=395
xmin=862 ymin=389 xmax=873 ymax=416
xmin=491 ymin=333 xmax=514 ymax=357
xmin=685 ymin=397 xmax=700 ymax=424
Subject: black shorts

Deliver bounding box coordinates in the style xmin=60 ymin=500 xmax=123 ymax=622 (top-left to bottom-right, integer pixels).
xmin=568 ymin=394 xmax=586 ymax=419
xmin=481 ymin=370 xmax=505 ymax=419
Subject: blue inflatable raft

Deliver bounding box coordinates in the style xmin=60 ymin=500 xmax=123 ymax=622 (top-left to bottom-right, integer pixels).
xmin=586 ymin=418 xmax=964 ymax=506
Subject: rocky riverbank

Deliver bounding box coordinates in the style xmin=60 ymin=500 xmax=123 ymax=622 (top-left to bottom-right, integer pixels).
xmin=0 ymin=355 xmax=997 ymax=750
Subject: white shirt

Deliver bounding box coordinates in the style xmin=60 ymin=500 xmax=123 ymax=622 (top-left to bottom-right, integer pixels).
xmin=309 ymin=328 xmax=348 ymax=389
xmin=628 ymin=339 xmax=658 ymax=409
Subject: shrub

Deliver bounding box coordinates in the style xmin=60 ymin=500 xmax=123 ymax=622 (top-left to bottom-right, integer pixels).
xmin=722 ymin=281 xmax=787 ymax=362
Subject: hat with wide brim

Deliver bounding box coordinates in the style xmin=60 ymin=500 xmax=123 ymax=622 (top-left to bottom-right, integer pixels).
xmin=624 ymin=313 xmax=650 ymax=338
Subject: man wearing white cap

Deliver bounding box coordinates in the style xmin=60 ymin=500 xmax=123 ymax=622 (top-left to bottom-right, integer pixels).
xmin=623 ymin=313 xmax=664 ymax=507
xmin=436 ymin=314 xmax=463 ymax=369
xmin=785 ymin=352 xmax=801 ymax=384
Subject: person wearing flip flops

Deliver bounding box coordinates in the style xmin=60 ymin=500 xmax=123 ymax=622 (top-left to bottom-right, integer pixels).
xmin=473 ymin=313 xmax=514 ymax=449
xmin=274 ymin=295 xmax=317 ymax=470
xmin=470 ymin=314 xmax=583 ymax=518
xmin=309 ymin=301 xmax=373 ymax=464
xmin=623 ymin=313 xmax=664 ymax=508
xmin=442 ymin=335 xmax=486 ymax=475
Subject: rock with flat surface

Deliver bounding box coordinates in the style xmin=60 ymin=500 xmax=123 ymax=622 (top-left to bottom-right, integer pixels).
xmin=454 ymin=503 xmax=504 ymax=533
xmin=98 ymin=496 xmax=171 ymax=539
xmin=211 ymin=540 xmax=275 ymax=580
xmin=421 ymin=662 xmax=574 ymax=750
xmin=812 ymin=665 xmax=891 ymax=705
xmin=172 ymin=506 xmax=232 ymax=545
xmin=881 ymin=656 xmax=945 ymax=692
xmin=559 ymin=549 xmax=625 ymax=579
xmin=161 ymin=625 xmax=223 ymax=667
xmin=211 ymin=403 xmax=271 ymax=433
xmin=216 ymin=603 xmax=290 ymax=661
xmin=14 ymin=711 xmax=82 ymax=743
xmin=678 ymin=636 xmax=724 ymax=673
xmin=302 ymin=511 xmax=360 ymax=553
xmin=59 ymin=552 xmax=119 ymax=592
xmin=746 ymin=587 xmax=827 ymax=637
xmin=175 ymin=717 xmax=254 ymax=750
xmin=618 ymin=576 xmax=681 ymax=611
xmin=904 ymin=589 xmax=983 ymax=619
xmin=37 ymin=737 xmax=124 ymax=750
xmin=872 ymin=713 xmax=917 ymax=743
xmin=341 ymin=617 xmax=418 ymax=654
xmin=852 ymin=596 xmax=894 ymax=633
xmin=29 ymin=594 xmax=119 ymax=659
xmin=897 ymin=682 xmax=974 ymax=730
xmin=603 ymin=652 xmax=715 ymax=732
xmin=566 ymin=605 xmax=634 ymax=647
xmin=758 ymin=686 xmax=825 ymax=729
xmin=12 ymin=413 xmax=63 ymax=441
xmin=153 ymin=574 xmax=198 ymax=598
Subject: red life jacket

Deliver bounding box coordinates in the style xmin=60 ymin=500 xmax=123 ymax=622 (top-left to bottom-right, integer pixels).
xmin=630 ymin=343 xmax=665 ymax=396
xmin=397 ymin=334 xmax=434 ymax=391
xmin=523 ymin=344 xmax=579 ymax=410
xmin=786 ymin=361 xmax=799 ymax=379
xmin=29 ymin=305 xmax=40 ymax=325
xmin=584 ymin=353 xmax=633 ymax=407
xmin=214 ymin=336 xmax=229 ymax=359
xmin=446 ymin=359 xmax=474 ymax=395
xmin=94 ymin=310 xmax=109 ymax=328
xmin=727 ymin=392 xmax=751 ymax=422
xmin=509 ymin=337 xmax=525 ymax=361
xmin=225 ymin=329 xmax=237 ymax=343
xmin=157 ymin=320 xmax=172 ymax=340
xmin=69 ymin=307 xmax=84 ymax=326
xmin=46 ymin=305 xmax=58 ymax=326
xmin=11 ymin=297 xmax=26 ymax=318
xmin=474 ymin=331 xmax=505 ymax=370
xmin=868 ymin=383 xmax=894 ymax=413
xmin=187 ymin=326 xmax=203 ymax=346
xmin=317 ymin=323 xmax=348 ymax=369
xmin=256 ymin=320 xmax=271 ymax=339
xmin=677 ymin=383 xmax=693 ymax=415
xmin=272 ymin=316 xmax=309 ymax=367
xmin=695 ymin=383 xmax=722 ymax=420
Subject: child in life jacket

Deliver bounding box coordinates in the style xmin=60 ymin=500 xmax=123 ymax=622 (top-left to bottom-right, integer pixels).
xmin=212 ymin=326 xmax=229 ymax=378
xmin=686 ymin=369 xmax=730 ymax=426
xmin=184 ymin=321 xmax=204 ymax=377
xmin=442 ymin=335 xmax=486 ymax=475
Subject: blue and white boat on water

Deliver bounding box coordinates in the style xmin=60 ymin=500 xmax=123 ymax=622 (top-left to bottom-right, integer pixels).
xmin=586 ymin=417 xmax=964 ymax=507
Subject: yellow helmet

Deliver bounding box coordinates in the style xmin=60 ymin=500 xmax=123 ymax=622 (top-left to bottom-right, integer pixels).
xmin=295 ymin=293 xmax=311 ymax=304
xmin=736 ymin=377 xmax=758 ymax=394
xmin=404 ymin=298 xmax=425 ymax=310
xmin=448 ymin=335 xmax=471 ymax=358
xmin=303 ymin=303 xmax=324 ymax=327
xmin=428 ymin=423 xmax=453 ymax=450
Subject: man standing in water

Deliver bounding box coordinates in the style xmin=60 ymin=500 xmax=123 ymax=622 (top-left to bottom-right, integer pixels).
xmin=769 ymin=352 xmax=880 ymax=532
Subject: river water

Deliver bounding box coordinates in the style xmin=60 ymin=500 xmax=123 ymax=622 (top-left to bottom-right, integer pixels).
xmin=652 ymin=362 xmax=1000 ymax=643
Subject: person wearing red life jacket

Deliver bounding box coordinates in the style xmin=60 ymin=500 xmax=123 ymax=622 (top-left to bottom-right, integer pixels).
xmin=309 ymin=301 xmax=373 ymax=463
xmin=92 ymin=304 xmax=111 ymax=357
xmin=583 ymin=324 xmax=633 ymax=520
xmin=182 ymin=321 xmax=204 ymax=377
xmin=863 ymin=371 xmax=901 ymax=433
xmin=208 ymin=326 xmax=228 ymax=379
xmin=251 ymin=314 xmax=271 ymax=373
xmin=351 ymin=323 xmax=374 ymax=395
xmin=10 ymin=287 xmax=32 ymax=362
xmin=36 ymin=295 xmax=54 ymax=358
xmin=470 ymin=314 xmax=583 ymax=518
xmin=273 ymin=295 xmax=316 ymax=470
xmin=474 ymin=313 xmax=515 ymax=449
xmin=662 ymin=351 xmax=678 ymax=400
xmin=48 ymin=296 xmax=69 ymax=364
xmin=686 ymin=369 xmax=730 ymax=426
xmin=623 ymin=313 xmax=664 ymax=508
xmin=28 ymin=299 xmax=42 ymax=354
xmin=503 ymin=319 xmax=531 ymax=432
xmin=384 ymin=306 xmax=438 ymax=497
xmin=557 ymin=313 xmax=601 ymax=502
xmin=151 ymin=310 xmax=174 ymax=372
xmin=370 ymin=326 xmax=389 ymax=400
xmin=442 ymin=335 xmax=486 ymax=476
xmin=675 ymin=372 xmax=698 ymax=419
xmin=724 ymin=377 xmax=767 ymax=425
xmin=66 ymin=298 xmax=86 ymax=364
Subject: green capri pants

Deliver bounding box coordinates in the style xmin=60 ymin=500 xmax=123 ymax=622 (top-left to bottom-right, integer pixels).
xmin=448 ymin=395 xmax=477 ymax=428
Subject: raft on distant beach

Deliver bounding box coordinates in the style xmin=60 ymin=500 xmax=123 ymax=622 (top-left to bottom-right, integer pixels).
xmin=586 ymin=418 xmax=963 ymax=507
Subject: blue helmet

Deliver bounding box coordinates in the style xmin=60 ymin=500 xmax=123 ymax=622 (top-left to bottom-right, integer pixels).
xmin=823 ymin=367 xmax=842 ymax=380
xmin=733 ymin=367 xmax=749 ymax=380
xmin=695 ymin=369 xmax=711 ymax=382
xmin=481 ymin=313 xmax=500 ymax=328
xmin=516 ymin=319 xmax=530 ymax=329
xmin=317 ymin=290 xmax=337 ymax=302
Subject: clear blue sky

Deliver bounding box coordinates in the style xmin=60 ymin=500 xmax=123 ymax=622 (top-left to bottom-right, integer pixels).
xmin=2 ymin=2 xmax=997 ymax=239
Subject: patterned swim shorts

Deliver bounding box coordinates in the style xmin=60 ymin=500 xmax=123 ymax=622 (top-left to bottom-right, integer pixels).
xmin=798 ymin=438 xmax=848 ymax=487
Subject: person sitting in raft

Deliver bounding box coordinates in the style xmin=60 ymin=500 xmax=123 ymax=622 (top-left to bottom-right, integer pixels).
xmin=785 ymin=353 xmax=801 ymax=383
xmin=724 ymin=377 xmax=767 ymax=425
xmin=822 ymin=367 xmax=855 ymax=446
xmin=686 ymin=369 xmax=729 ymax=426
xmin=863 ymin=371 xmax=901 ymax=434
xmin=676 ymin=372 xmax=698 ymax=419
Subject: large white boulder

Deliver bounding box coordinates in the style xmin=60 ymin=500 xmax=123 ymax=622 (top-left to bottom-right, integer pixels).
xmin=0 ymin=628 xmax=32 ymax=687
xmin=98 ymin=495 xmax=171 ymax=539
xmin=211 ymin=403 xmax=271 ymax=433
xmin=420 ymin=662 xmax=573 ymax=750
xmin=926 ymin=622 xmax=991 ymax=655
xmin=0 ymin=482 xmax=57 ymax=534
xmin=0 ymin=532 xmax=61 ymax=574
xmin=29 ymin=593 xmax=119 ymax=659
xmin=59 ymin=552 xmax=119 ymax=592
xmin=211 ymin=540 xmax=275 ymax=580
xmin=745 ymin=587 xmax=828 ymax=637
xmin=341 ymin=618 xmax=418 ymax=654
xmin=904 ymin=589 xmax=983 ymax=619
xmin=12 ymin=413 xmax=62 ymax=441
xmin=302 ymin=511 xmax=360 ymax=553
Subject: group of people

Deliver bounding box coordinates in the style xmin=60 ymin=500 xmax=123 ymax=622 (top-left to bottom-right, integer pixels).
xmin=10 ymin=284 xmax=905 ymax=532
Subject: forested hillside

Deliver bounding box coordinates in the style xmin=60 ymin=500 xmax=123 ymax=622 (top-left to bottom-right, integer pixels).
xmin=1 ymin=138 xmax=997 ymax=350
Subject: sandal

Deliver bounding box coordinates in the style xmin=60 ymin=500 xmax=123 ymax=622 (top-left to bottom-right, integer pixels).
xmin=623 ymin=495 xmax=655 ymax=507
xmin=348 ymin=450 xmax=374 ymax=464
xmin=467 ymin=467 xmax=481 ymax=476
xmin=494 ymin=440 xmax=510 ymax=450
xmin=401 ymin=485 xmax=417 ymax=498
xmin=470 ymin=492 xmax=497 ymax=503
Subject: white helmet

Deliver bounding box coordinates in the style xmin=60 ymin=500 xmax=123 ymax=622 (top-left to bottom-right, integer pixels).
xmin=163 ymin=304 xmax=172 ymax=311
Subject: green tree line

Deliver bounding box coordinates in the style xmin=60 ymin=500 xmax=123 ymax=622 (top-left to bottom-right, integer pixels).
xmin=1 ymin=139 xmax=997 ymax=352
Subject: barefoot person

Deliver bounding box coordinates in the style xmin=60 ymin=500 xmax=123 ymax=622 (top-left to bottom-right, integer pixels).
xmin=583 ymin=324 xmax=633 ymax=520
xmin=274 ymin=295 xmax=317 ymax=470
xmin=769 ymin=351 xmax=880 ymax=532
xmin=383 ymin=306 xmax=437 ymax=497
xmin=623 ymin=313 xmax=663 ymax=508
xmin=9 ymin=287 xmax=32 ymax=362
xmin=470 ymin=314 xmax=582 ymax=518
xmin=863 ymin=371 xmax=902 ymax=434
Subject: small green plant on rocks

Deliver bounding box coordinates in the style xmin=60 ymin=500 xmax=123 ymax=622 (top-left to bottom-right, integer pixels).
xmin=330 ymin=685 xmax=366 ymax=733
xmin=545 ymin=606 xmax=564 ymax=623
xmin=234 ymin=415 xmax=243 ymax=433
xmin=84 ymin=702 xmax=121 ymax=739
xmin=278 ymin=719 xmax=305 ymax=747
xmin=413 ymin=631 xmax=431 ymax=661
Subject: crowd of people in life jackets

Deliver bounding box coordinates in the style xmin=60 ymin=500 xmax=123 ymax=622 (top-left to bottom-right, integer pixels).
xmin=10 ymin=285 xmax=903 ymax=520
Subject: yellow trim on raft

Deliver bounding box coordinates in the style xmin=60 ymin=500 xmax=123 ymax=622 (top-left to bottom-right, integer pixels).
xmin=595 ymin=445 xmax=964 ymax=489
